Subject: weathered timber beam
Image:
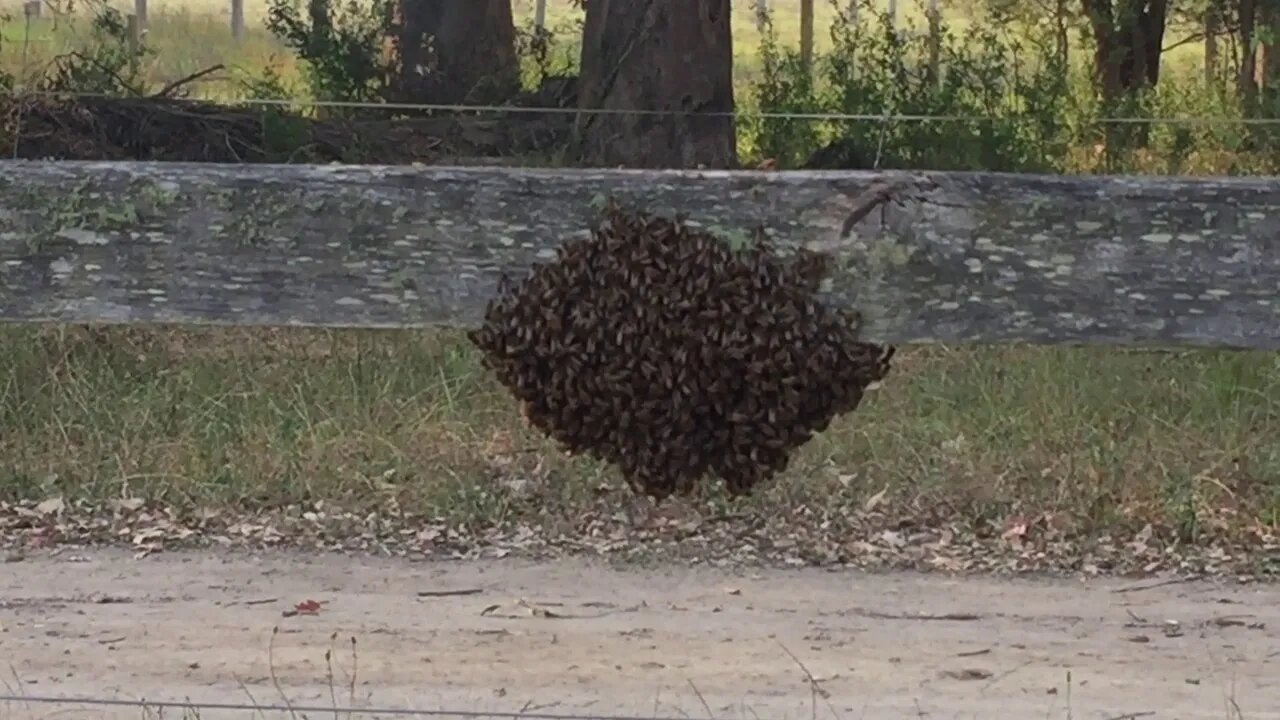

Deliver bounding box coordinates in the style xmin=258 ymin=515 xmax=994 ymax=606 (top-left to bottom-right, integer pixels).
xmin=0 ymin=161 xmax=1278 ymax=348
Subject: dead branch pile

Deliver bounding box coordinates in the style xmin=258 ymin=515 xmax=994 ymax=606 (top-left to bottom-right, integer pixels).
xmin=468 ymin=207 xmax=895 ymax=499
xmin=0 ymin=93 xmax=573 ymax=164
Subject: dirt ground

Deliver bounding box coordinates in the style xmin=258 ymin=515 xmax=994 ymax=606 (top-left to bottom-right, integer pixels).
xmin=0 ymin=550 xmax=1277 ymax=720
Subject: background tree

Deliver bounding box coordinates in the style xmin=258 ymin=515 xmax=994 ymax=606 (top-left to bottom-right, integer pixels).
xmin=965 ymin=0 xmax=1080 ymax=66
xmin=1265 ymin=0 xmax=1280 ymax=104
xmin=574 ymin=0 xmax=737 ymax=168
xmin=1241 ymin=0 xmax=1279 ymax=111
xmin=1081 ymin=0 xmax=1171 ymax=102
xmin=392 ymin=0 xmax=520 ymax=105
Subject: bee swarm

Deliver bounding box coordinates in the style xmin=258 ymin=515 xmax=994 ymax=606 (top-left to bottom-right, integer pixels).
xmin=467 ymin=206 xmax=894 ymax=499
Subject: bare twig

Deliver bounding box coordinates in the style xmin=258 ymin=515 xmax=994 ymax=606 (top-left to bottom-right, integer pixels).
xmin=267 ymin=626 xmax=300 ymax=720
xmin=233 ymin=674 xmax=270 ymax=720
xmin=5 ymin=665 xmax=34 ymax=718
xmin=776 ymin=641 xmax=841 ymax=720
xmin=685 ymin=680 xmax=714 ymax=720
xmin=347 ymin=636 xmax=358 ymax=720
xmin=1112 ymin=575 xmax=1202 ymax=594
xmin=853 ymin=608 xmax=982 ymax=621
xmin=416 ymin=587 xmax=484 ymax=597
xmin=152 ymin=64 xmax=226 ymax=99
xmin=325 ymin=632 xmax=339 ymax=720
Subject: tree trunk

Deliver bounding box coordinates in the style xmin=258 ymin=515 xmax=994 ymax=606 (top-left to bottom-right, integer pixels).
xmin=1262 ymin=0 xmax=1279 ymax=98
xmin=1205 ymin=0 xmax=1221 ymax=84
xmin=575 ymin=0 xmax=737 ymax=169
xmin=1081 ymin=0 xmax=1169 ymax=101
xmin=392 ymin=0 xmax=519 ymax=105
xmin=1081 ymin=0 xmax=1168 ymax=153
xmin=1238 ymin=0 xmax=1258 ymax=107
xmin=1056 ymin=0 xmax=1071 ymax=68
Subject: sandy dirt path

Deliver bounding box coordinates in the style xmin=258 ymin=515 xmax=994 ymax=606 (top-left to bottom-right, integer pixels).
xmin=1 ymin=550 xmax=1277 ymax=719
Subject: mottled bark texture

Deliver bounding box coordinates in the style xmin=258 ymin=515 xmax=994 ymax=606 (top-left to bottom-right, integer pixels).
xmin=575 ymin=0 xmax=737 ymax=169
xmin=1081 ymin=0 xmax=1169 ymax=99
xmin=392 ymin=0 xmax=519 ymax=105
xmin=1240 ymin=0 xmax=1259 ymax=104
xmin=1 ymin=162 xmax=1279 ymax=349
xmin=1204 ymin=0 xmax=1222 ymax=85
xmin=1263 ymin=0 xmax=1280 ymax=100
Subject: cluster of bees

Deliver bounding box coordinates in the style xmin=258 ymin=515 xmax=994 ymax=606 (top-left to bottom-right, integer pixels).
xmin=468 ymin=206 xmax=894 ymax=499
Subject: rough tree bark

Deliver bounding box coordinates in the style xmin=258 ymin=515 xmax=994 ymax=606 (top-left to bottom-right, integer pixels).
xmin=1238 ymin=0 xmax=1258 ymax=106
xmin=1055 ymin=0 xmax=1071 ymax=67
xmin=392 ymin=0 xmax=519 ymax=105
xmin=575 ymin=0 xmax=737 ymax=169
xmin=1262 ymin=0 xmax=1279 ymax=98
xmin=1204 ymin=0 xmax=1222 ymax=84
xmin=1081 ymin=0 xmax=1170 ymax=101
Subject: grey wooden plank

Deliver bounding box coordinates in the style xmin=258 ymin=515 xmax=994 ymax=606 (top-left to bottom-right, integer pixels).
xmin=0 ymin=161 xmax=1277 ymax=348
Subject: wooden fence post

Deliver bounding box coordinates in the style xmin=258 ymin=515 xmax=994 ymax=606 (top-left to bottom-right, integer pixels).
xmin=126 ymin=13 xmax=140 ymax=54
xmin=534 ymin=0 xmax=547 ymax=32
xmin=134 ymin=0 xmax=147 ymax=29
xmin=230 ymin=0 xmax=244 ymax=40
xmin=926 ymin=0 xmax=942 ymax=85
xmin=800 ymin=0 xmax=814 ymax=71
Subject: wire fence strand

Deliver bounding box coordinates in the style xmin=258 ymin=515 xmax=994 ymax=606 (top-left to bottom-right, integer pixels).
xmin=0 ymin=693 xmax=741 ymax=720
xmin=7 ymin=88 xmax=1280 ymax=126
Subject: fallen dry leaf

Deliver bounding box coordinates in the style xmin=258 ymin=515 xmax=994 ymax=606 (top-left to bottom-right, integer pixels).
xmin=288 ymin=599 xmax=323 ymax=616
xmin=864 ymin=487 xmax=889 ymax=512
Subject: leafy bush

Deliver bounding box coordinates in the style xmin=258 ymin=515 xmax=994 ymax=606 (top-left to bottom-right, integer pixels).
xmin=743 ymin=0 xmax=1280 ymax=175
xmin=40 ymin=3 xmax=152 ymax=95
xmin=747 ymin=2 xmax=1072 ymax=172
xmin=265 ymin=0 xmax=395 ymax=107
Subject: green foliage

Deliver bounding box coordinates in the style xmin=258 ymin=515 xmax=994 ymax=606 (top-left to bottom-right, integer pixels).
xmin=40 ymin=3 xmax=152 ymax=95
xmin=0 ymin=10 xmax=13 ymax=92
xmin=234 ymin=59 xmax=314 ymax=160
xmin=747 ymin=3 xmax=1072 ymax=171
xmin=264 ymin=0 xmax=394 ymax=106
xmin=513 ymin=12 xmax=583 ymax=88
xmin=742 ymin=12 xmax=822 ymax=168
xmin=745 ymin=0 xmax=1280 ymax=175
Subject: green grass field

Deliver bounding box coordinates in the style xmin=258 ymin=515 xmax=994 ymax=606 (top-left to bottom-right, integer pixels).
xmin=3 ymin=325 xmax=1277 ymax=552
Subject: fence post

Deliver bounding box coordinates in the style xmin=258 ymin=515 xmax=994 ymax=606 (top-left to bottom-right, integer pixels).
xmin=926 ymin=0 xmax=941 ymax=85
xmin=22 ymin=0 xmax=40 ymax=19
xmin=534 ymin=0 xmax=546 ymax=31
xmin=230 ymin=0 xmax=244 ymax=40
xmin=134 ymin=0 xmax=147 ymax=29
xmin=755 ymin=0 xmax=768 ymax=31
xmin=800 ymin=0 xmax=814 ymax=71
xmin=126 ymin=13 xmax=140 ymax=52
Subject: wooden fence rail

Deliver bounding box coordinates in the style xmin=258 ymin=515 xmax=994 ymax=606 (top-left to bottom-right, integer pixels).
xmin=0 ymin=161 xmax=1278 ymax=349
